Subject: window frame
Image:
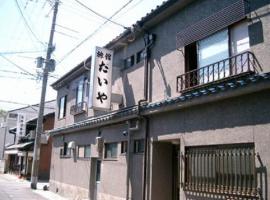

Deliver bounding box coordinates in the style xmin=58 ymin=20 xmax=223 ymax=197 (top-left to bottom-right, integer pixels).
xmin=121 ymin=141 xmax=128 ymax=155
xmin=136 ymin=50 xmax=144 ymax=64
xmin=60 ymin=142 xmax=71 ymax=158
xmin=58 ymin=95 xmax=67 ymax=119
xmin=184 ymin=143 xmax=256 ymax=197
xmin=124 ymin=55 xmax=135 ymax=68
xmin=77 ymin=145 xmax=91 ymax=159
xmin=104 ymin=142 xmax=118 ymax=159
xmin=75 ymin=77 xmax=87 ymax=105
xmin=134 ymin=139 xmax=145 ymax=154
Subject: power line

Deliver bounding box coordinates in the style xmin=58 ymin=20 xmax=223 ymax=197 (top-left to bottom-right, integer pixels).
xmin=0 ymin=50 xmax=46 ymax=55
xmin=14 ymin=0 xmax=45 ymax=47
xmin=0 ymin=69 xmax=33 ymax=76
xmin=58 ymin=0 xmax=134 ymax=64
xmin=0 ymin=100 xmax=55 ymax=109
xmin=56 ymin=24 xmax=79 ymax=33
xmin=114 ymin=0 xmax=145 ymax=21
xmin=0 ymin=75 xmax=36 ymax=80
xmin=55 ymin=30 xmax=78 ymax=39
xmin=74 ymin=0 xmax=129 ymax=29
xmin=0 ymin=54 xmax=37 ymax=78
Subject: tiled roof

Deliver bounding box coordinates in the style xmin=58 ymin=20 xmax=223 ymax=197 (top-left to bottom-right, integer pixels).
xmin=105 ymin=0 xmax=178 ymax=48
xmin=50 ymin=72 xmax=270 ymax=135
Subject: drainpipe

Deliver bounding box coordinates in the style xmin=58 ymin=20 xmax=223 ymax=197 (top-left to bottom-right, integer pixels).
xmin=125 ymin=32 xmax=155 ymax=200
xmin=140 ymin=33 xmax=156 ymax=200
xmin=126 ymin=120 xmax=140 ymax=200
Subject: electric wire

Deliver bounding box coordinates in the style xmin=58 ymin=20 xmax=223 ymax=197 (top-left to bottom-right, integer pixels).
xmin=58 ymin=0 xmax=134 ymax=64
xmin=55 ymin=30 xmax=78 ymax=39
xmin=0 ymin=100 xmax=55 ymax=109
xmin=0 ymin=75 xmax=37 ymax=80
xmin=56 ymin=24 xmax=79 ymax=33
xmin=74 ymin=0 xmax=129 ymax=29
xmin=0 ymin=55 xmax=37 ymax=78
xmin=0 ymin=69 xmax=33 ymax=76
xmin=0 ymin=50 xmax=46 ymax=55
xmin=114 ymin=0 xmax=145 ymax=21
xmin=14 ymin=0 xmax=45 ymax=47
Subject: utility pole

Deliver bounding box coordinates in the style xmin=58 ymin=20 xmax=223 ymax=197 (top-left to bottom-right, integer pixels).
xmin=31 ymin=0 xmax=59 ymax=189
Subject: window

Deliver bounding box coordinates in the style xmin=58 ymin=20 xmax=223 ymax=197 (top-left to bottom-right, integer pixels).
xmin=60 ymin=142 xmax=70 ymax=158
xmin=124 ymin=55 xmax=134 ymax=68
xmin=77 ymin=145 xmax=91 ymax=158
xmin=136 ymin=50 xmax=144 ymax=63
xmin=198 ymin=28 xmax=230 ymax=84
xmin=8 ymin=113 xmax=18 ymax=119
xmin=58 ymin=96 xmax=67 ymax=119
xmin=104 ymin=143 xmax=118 ymax=158
xmin=76 ymin=79 xmax=84 ymax=104
xmin=134 ymin=139 xmax=144 ymax=153
xmin=184 ymin=144 xmax=256 ymax=196
xmin=184 ymin=21 xmax=250 ymax=87
xmin=121 ymin=141 xmax=128 ymax=154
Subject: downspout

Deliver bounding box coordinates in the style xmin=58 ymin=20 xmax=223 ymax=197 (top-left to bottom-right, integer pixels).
xmin=141 ymin=33 xmax=156 ymax=200
xmin=125 ymin=32 xmax=155 ymax=200
xmin=126 ymin=120 xmax=140 ymax=200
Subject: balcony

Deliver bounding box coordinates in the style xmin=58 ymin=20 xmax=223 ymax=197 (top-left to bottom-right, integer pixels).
xmin=70 ymin=102 xmax=87 ymax=115
xmin=177 ymin=51 xmax=261 ymax=93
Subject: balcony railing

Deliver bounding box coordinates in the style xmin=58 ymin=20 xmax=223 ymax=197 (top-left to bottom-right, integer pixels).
xmin=177 ymin=51 xmax=261 ymax=92
xmin=70 ymin=101 xmax=87 ymax=115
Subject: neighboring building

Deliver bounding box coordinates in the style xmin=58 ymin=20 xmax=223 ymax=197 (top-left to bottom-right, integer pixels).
xmin=1 ymin=100 xmax=55 ymax=179
xmin=49 ymin=0 xmax=270 ymax=200
xmin=5 ymin=112 xmax=55 ymax=180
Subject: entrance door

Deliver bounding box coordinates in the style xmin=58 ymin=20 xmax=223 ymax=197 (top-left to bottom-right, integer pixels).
xmin=151 ymin=142 xmax=180 ymax=200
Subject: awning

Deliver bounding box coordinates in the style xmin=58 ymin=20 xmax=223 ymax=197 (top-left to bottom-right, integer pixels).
xmin=4 ymin=149 xmax=19 ymax=155
xmin=6 ymin=141 xmax=34 ymax=150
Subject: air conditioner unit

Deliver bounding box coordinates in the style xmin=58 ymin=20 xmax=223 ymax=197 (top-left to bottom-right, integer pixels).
xmin=68 ymin=141 xmax=76 ymax=149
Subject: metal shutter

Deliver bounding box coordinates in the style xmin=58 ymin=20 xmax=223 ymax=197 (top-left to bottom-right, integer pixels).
xmin=176 ymin=0 xmax=246 ymax=48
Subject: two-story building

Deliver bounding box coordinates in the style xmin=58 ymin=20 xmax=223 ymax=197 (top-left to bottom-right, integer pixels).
xmin=2 ymin=100 xmax=55 ymax=180
xmin=49 ymin=0 xmax=270 ymax=200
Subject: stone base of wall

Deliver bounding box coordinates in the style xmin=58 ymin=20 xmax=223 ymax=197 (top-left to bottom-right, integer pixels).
xmin=50 ymin=179 xmax=89 ymax=200
xmin=98 ymin=193 xmax=125 ymax=200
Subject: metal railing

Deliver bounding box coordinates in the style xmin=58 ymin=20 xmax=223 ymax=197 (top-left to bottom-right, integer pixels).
xmin=177 ymin=51 xmax=261 ymax=92
xmin=184 ymin=144 xmax=257 ymax=198
xmin=70 ymin=101 xmax=87 ymax=115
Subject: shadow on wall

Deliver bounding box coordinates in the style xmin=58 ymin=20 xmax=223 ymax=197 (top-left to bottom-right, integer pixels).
xmin=257 ymin=153 xmax=268 ymax=200
xmin=122 ymin=71 xmax=136 ymax=107
xmin=151 ymin=58 xmax=172 ymax=101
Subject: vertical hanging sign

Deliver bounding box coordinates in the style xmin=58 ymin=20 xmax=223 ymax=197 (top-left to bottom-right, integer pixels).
xmin=92 ymin=46 xmax=113 ymax=110
xmin=16 ymin=113 xmax=26 ymax=137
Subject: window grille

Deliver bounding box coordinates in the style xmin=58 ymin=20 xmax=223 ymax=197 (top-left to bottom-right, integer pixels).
xmin=184 ymin=144 xmax=257 ymax=197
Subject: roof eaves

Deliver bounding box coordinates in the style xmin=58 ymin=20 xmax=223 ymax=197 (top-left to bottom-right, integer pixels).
xmin=49 ymin=105 xmax=139 ymax=135
xmin=51 ymin=56 xmax=91 ymax=90
xmin=49 ymin=72 xmax=270 ymax=135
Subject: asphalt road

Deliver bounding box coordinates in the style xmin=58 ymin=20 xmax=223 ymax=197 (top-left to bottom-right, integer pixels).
xmin=0 ymin=174 xmax=47 ymax=200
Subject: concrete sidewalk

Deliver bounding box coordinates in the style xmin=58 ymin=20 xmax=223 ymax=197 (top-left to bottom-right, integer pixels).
xmin=0 ymin=174 xmax=68 ymax=200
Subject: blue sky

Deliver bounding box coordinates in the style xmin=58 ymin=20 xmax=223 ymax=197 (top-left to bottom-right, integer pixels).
xmin=0 ymin=0 xmax=164 ymax=111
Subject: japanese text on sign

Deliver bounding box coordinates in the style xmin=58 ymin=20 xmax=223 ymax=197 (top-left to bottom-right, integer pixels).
xmin=92 ymin=47 xmax=113 ymax=110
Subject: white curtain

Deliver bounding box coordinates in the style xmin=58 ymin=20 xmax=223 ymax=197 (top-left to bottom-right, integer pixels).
xmin=198 ymin=29 xmax=229 ymax=84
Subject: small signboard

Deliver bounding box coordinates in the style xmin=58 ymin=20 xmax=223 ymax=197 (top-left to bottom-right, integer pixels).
xmin=91 ymin=46 xmax=113 ymax=110
xmin=16 ymin=113 xmax=26 ymax=136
